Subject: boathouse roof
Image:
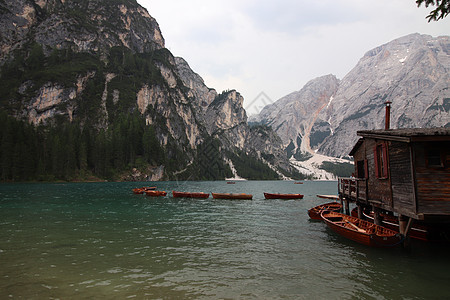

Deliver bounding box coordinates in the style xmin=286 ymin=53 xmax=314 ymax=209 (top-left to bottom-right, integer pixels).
xmin=349 ymin=127 xmax=450 ymax=156
xmin=357 ymin=127 xmax=450 ymax=140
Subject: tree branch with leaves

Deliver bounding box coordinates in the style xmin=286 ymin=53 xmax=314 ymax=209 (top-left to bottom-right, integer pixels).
xmin=416 ymin=0 xmax=449 ymax=21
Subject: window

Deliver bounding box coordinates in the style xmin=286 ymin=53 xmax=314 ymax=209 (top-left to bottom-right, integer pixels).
xmin=374 ymin=142 xmax=388 ymax=179
xmin=356 ymin=160 xmax=368 ymax=179
xmin=426 ymin=149 xmax=443 ymax=167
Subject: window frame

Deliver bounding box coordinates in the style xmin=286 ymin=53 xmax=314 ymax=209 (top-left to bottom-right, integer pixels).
xmin=374 ymin=142 xmax=388 ymax=179
xmin=425 ymin=148 xmax=444 ymax=168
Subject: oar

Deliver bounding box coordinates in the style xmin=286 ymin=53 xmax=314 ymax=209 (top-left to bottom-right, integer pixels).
xmin=345 ymin=220 xmax=366 ymax=233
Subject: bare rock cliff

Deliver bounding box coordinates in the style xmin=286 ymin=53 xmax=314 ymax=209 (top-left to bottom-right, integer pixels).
xmin=254 ymin=33 xmax=450 ymax=159
xmin=1 ymin=0 xmax=164 ymax=63
xmin=320 ymin=33 xmax=449 ymax=157
xmin=0 ymin=0 xmax=293 ymax=180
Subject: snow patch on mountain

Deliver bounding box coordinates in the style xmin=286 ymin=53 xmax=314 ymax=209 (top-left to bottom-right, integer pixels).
xmin=290 ymin=154 xmax=353 ymax=180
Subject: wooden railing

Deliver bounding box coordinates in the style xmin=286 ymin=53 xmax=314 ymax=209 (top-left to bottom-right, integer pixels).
xmin=338 ymin=177 xmax=367 ymax=202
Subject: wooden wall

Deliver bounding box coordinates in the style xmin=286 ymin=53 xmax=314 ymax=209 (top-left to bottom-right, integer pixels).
xmin=353 ymin=139 xmax=391 ymax=207
xmin=413 ymin=142 xmax=450 ymax=215
xmin=352 ymin=136 xmax=450 ymax=219
xmin=388 ymin=141 xmax=415 ymax=216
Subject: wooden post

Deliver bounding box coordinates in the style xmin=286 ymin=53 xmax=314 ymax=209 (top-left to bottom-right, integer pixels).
xmin=399 ymin=214 xmax=411 ymax=248
xmin=373 ymin=207 xmax=382 ymax=225
xmin=399 ymin=214 xmax=408 ymax=235
xmin=357 ymin=205 xmax=364 ymax=219
xmin=344 ymin=198 xmax=350 ymax=215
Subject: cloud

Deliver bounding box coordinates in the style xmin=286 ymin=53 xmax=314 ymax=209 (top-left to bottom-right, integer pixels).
xmin=242 ymin=0 xmax=368 ymax=34
xmin=138 ymin=0 xmax=450 ymax=115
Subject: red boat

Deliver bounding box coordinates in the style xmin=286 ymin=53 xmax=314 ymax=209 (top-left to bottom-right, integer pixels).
xmin=321 ymin=211 xmax=402 ymax=248
xmin=350 ymin=208 xmax=430 ymax=242
xmin=172 ymin=191 xmax=209 ymax=199
xmin=145 ymin=190 xmax=167 ymax=197
xmin=264 ymin=193 xmax=304 ymax=200
xmin=132 ymin=186 xmax=156 ymax=194
xmin=308 ymin=202 xmax=342 ymax=220
xmin=212 ymin=193 xmax=253 ymax=200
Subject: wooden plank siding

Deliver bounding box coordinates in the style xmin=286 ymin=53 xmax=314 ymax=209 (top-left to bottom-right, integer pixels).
xmin=344 ymin=128 xmax=450 ymax=220
xmin=414 ymin=142 xmax=450 ymax=215
xmin=388 ymin=141 xmax=416 ymax=216
xmin=343 ymin=138 xmax=392 ymax=208
xmin=350 ymin=142 xmax=368 ymax=204
xmin=416 ymin=173 xmax=450 ymax=214
xmin=365 ymin=139 xmax=391 ymax=207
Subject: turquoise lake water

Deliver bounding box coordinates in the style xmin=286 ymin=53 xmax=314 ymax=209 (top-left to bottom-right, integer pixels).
xmin=1 ymin=180 xmax=449 ymax=299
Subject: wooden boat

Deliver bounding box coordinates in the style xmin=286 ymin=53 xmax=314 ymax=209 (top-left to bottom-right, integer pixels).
xmin=212 ymin=193 xmax=252 ymax=200
xmin=227 ymin=181 xmax=236 ymax=184
xmin=264 ymin=193 xmax=304 ymax=200
xmin=294 ymin=182 xmax=303 ymax=184
xmin=133 ymin=188 xmax=143 ymax=194
xmin=308 ymin=202 xmax=342 ymax=220
xmin=350 ymin=208 xmax=429 ymax=242
xmin=132 ymin=186 xmax=156 ymax=194
xmin=316 ymin=194 xmax=339 ymax=200
xmin=321 ymin=211 xmax=402 ymax=247
xmin=172 ymin=191 xmax=209 ymax=199
xmin=145 ymin=190 xmax=167 ymax=197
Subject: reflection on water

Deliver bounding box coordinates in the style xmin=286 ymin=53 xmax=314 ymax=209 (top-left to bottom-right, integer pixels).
xmin=1 ymin=181 xmax=449 ymax=298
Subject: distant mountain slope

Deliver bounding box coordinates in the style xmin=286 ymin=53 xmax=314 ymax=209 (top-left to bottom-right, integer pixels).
xmin=253 ymin=33 xmax=450 ymax=159
xmin=253 ymin=74 xmax=339 ymax=158
xmin=320 ymin=33 xmax=450 ymax=157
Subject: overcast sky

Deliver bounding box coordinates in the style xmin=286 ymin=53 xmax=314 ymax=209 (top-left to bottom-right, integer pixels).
xmin=137 ymin=0 xmax=449 ymax=115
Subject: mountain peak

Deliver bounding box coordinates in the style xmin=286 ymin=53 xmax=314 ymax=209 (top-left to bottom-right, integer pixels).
xmin=254 ymin=33 xmax=449 ymax=158
xmin=0 ymin=0 xmax=165 ymax=63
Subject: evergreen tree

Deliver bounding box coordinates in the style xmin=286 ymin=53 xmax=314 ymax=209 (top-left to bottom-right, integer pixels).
xmin=26 ymin=43 xmax=45 ymax=71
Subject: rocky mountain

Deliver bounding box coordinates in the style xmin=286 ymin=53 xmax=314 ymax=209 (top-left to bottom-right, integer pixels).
xmin=253 ymin=33 xmax=450 ymax=159
xmin=0 ymin=0 xmax=294 ymax=181
xmin=0 ymin=0 xmax=165 ymax=62
xmin=253 ymin=74 xmax=340 ymax=158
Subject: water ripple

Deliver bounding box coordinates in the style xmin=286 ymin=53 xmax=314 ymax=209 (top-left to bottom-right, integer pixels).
xmin=1 ymin=181 xmax=450 ymax=298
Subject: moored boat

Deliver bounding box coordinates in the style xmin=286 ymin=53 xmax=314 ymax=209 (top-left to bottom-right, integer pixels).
xmin=212 ymin=193 xmax=252 ymax=200
xmin=132 ymin=186 xmax=156 ymax=194
xmin=133 ymin=188 xmax=144 ymax=194
xmin=316 ymin=194 xmax=339 ymax=200
xmin=350 ymin=208 xmax=430 ymax=242
xmin=321 ymin=211 xmax=402 ymax=247
xmin=145 ymin=190 xmax=167 ymax=197
xmin=264 ymin=193 xmax=304 ymax=200
xmin=172 ymin=191 xmax=209 ymax=199
xmin=308 ymin=202 xmax=342 ymax=220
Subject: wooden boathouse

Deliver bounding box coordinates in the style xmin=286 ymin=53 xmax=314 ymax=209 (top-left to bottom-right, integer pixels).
xmin=338 ymin=127 xmax=450 ymax=241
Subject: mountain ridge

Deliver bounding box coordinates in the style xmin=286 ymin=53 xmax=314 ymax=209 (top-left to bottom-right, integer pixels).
xmin=0 ymin=0 xmax=296 ymax=182
xmin=252 ymin=33 xmax=450 ymax=160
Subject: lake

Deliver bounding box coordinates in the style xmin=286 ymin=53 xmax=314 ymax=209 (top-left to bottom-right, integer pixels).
xmin=1 ymin=181 xmax=449 ymax=299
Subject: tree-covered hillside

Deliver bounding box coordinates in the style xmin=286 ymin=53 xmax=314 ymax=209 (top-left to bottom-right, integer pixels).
xmin=0 ymin=110 xmax=172 ymax=181
xmin=0 ymin=0 xmax=299 ymax=182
